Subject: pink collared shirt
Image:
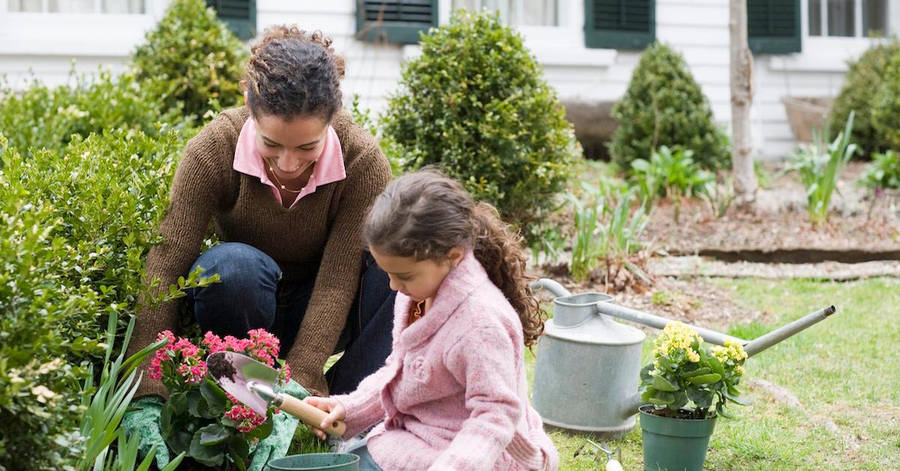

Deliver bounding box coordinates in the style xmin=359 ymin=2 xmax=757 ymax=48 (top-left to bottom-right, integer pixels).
xmin=233 ymin=117 xmax=346 ymax=208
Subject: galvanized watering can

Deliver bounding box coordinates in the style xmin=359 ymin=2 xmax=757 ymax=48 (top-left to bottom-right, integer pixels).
xmin=530 ymin=279 xmax=836 ymax=436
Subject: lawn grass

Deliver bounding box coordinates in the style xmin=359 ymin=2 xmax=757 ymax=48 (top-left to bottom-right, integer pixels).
xmin=544 ymin=277 xmax=900 ymax=470
xmin=290 ymin=277 xmax=900 ymax=470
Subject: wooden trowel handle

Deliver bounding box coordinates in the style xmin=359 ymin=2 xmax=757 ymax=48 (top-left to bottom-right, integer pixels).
xmin=278 ymin=394 xmax=347 ymax=436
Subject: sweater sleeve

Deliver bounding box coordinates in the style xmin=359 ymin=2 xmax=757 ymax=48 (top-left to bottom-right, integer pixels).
xmin=127 ymin=118 xmax=233 ymax=398
xmin=285 ymin=145 xmax=391 ymax=396
xmin=428 ymin=325 xmax=523 ymax=471
xmin=329 ymin=350 xmax=396 ymax=438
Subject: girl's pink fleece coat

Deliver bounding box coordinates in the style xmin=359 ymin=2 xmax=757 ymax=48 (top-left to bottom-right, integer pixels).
xmin=332 ymin=251 xmax=559 ymax=470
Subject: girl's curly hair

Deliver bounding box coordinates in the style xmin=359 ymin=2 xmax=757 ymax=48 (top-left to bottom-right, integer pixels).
xmin=364 ymin=169 xmax=546 ymax=347
xmin=244 ymin=25 xmax=345 ymax=121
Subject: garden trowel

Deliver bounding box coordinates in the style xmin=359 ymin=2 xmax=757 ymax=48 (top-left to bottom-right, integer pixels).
xmin=206 ymin=351 xmax=346 ymax=436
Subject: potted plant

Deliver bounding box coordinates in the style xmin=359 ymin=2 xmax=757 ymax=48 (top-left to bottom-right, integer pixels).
xmin=638 ymin=322 xmax=748 ymax=471
xmin=149 ymin=328 xmax=292 ymax=469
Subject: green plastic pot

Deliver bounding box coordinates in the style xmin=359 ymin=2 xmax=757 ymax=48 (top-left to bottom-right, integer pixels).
xmin=267 ymin=453 xmax=360 ymax=471
xmin=639 ymin=405 xmax=717 ymax=471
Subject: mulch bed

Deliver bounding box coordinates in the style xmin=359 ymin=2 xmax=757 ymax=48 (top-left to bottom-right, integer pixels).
xmin=643 ymin=162 xmax=900 ymax=261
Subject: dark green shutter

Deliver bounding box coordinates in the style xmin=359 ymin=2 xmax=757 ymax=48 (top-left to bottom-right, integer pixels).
xmin=206 ymin=0 xmax=256 ymax=40
xmin=356 ymin=0 xmax=438 ymax=45
xmin=748 ymin=0 xmax=801 ymax=54
xmin=584 ymin=0 xmax=655 ymax=50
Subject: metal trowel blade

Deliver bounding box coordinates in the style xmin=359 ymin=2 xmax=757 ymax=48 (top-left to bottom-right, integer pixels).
xmin=206 ymin=351 xmax=279 ymax=417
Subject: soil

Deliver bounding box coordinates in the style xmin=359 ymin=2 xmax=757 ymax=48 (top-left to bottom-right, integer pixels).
xmin=643 ymin=162 xmax=900 ymax=261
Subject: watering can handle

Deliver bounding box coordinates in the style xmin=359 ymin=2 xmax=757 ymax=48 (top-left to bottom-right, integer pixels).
xmin=278 ymin=394 xmax=347 ymax=436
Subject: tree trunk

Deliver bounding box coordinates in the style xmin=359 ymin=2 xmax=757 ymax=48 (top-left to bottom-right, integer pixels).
xmin=730 ymin=0 xmax=758 ymax=208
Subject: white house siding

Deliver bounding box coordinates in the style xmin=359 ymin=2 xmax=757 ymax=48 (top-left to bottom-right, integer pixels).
xmin=2 ymin=0 xmax=896 ymax=159
xmin=0 ymin=2 xmax=169 ymax=88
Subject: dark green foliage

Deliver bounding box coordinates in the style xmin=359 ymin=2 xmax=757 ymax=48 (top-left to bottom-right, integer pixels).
xmin=0 ymin=127 xmax=192 ymax=467
xmin=0 ymin=2 xmax=247 ymax=465
xmin=0 ymin=189 xmax=100 ymax=469
xmin=132 ymin=0 xmax=247 ymax=124
xmin=381 ymin=10 xmax=576 ymax=234
xmin=871 ymin=52 xmax=900 ymax=152
xmin=609 ymin=42 xmax=730 ymax=171
xmin=0 ymin=71 xmax=160 ymax=155
xmin=828 ymin=41 xmax=900 ymax=158
xmin=859 ymin=150 xmax=900 ymax=190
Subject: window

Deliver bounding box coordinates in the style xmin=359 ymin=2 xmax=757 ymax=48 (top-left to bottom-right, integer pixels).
xmin=748 ymin=0 xmax=802 ymax=54
xmin=356 ymin=0 xmax=439 ymax=45
xmin=584 ymin=0 xmax=655 ymax=50
xmin=7 ymin=0 xmax=146 ymax=13
xmin=451 ymin=0 xmax=558 ymax=27
xmin=808 ymin=0 xmax=889 ymax=38
xmin=206 ymin=0 xmax=256 ymax=40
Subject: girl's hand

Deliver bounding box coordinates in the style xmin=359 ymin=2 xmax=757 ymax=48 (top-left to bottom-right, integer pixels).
xmin=303 ymin=396 xmax=347 ymax=440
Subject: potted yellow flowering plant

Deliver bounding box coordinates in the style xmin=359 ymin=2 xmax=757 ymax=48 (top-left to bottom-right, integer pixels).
xmin=638 ymin=322 xmax=748 ymax=471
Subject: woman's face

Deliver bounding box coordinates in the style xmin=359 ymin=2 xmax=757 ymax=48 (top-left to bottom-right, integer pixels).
xmin=254 ymin=113 xmax=329 ymax=181
xmin=370 ymin=246 xmax=464 ymax=302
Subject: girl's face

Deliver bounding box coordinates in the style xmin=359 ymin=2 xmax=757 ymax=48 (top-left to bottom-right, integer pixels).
xmin=370 ymin=246 xmax=464 ymax=302
xmin=254 ymin=112 xmax=329 ymax=181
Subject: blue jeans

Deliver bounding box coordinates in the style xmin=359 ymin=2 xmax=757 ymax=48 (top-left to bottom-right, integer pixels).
xmin=187 ymin=242 xmax=395 ymax=394
xmin=349 ymin=445 xmax=382 ymax=471
xmin=343 ymin=437 xmax=383 ymax=471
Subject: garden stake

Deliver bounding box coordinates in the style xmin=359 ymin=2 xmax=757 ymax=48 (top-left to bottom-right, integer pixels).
xmin=529 ymin=278 xmax=838 ymax=435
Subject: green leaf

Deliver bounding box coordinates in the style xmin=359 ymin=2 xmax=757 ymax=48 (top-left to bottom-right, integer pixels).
xmin=199 ymin=423 xmax=231 ymax=446
xmin=689 ymin=373 xmax=722 ymax=385
xmin=640 ymin=363 xmax=655 ymax=383
xmin=688 ymin=388 xmax=713 ymax=410
xmin=652 ymin=375 xmax=679 ymax=392
xmin=200 ymin=377 xmax=228 ymax=416
xmin=227 ymin=435 xmax=251 ymax=469
xmin=648 ymin=392 xmax=675 ymax=406
xmin=189 ymin=429 xmax=226 ymax=466
xmin=725 ymin=391 xmax=750 ymax=406
xmin=706 ymin=354 xmax=726 ymax=377
xmin=683 ymin=367 xmax=712 ymax=378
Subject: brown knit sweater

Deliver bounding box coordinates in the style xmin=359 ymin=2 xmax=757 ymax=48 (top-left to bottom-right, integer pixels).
xmin=128 ymin=106 xmax=391 ymax=398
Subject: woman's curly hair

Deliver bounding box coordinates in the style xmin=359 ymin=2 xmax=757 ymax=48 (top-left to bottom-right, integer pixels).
xmin=244 ymin=25 xmax=346 ymax=121
xmin=364 ymin=169 xmax=546 ymax=347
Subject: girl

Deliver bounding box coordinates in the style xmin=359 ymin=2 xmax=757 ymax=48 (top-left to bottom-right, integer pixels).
xmin=306 ymin=169 xmax=559 ymax=470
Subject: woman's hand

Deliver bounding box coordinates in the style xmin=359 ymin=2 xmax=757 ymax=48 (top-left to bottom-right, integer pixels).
xmin=303 ymin=396 xmax=347 ymax=440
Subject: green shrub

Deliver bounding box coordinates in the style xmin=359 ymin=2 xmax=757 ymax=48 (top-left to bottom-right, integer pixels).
xmin=871 ymin=52 xmax=900 ymax=151
xmin=0 ymin=144 xmax=103 ymax=467
xmin=1 ymin=127 xmax=188 ymax=311
xmin=0 ymin=70 xmax=160 ymax=155
xmin=859 ymin=150 xmax=900 ymax=190
xmin=0 ymin=126 xmax=192 ymax=467
xmin=132 ymin=0 xmax=247 ymax=124
xmin=609 ymin=42 xmax=730 ymax=171
xmin=829 ymin=41 xmax=900 ymax=158
xmin=381 ymin=10 xmax=576 ymax=235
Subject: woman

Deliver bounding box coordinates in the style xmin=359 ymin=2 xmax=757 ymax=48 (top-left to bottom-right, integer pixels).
xmin=127 ymin=25 xmax=394 ymax=401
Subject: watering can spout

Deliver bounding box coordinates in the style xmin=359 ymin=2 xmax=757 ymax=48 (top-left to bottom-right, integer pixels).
xmin=743 ymin=305 xmax=836 ymax=357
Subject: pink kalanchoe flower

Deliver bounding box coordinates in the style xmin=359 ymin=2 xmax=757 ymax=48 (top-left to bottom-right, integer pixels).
xmin=148 ymin=355 xmax=163 ymax=380
xmin=225 ymin=404 xmax=266 ymax=433
xmin=202 ymin=331 xmax=226 ymax=353
xmin=278 ymin=362 xmax=291 ymax=383
xmin=157 ymin=330 xmax=176 ymax=350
